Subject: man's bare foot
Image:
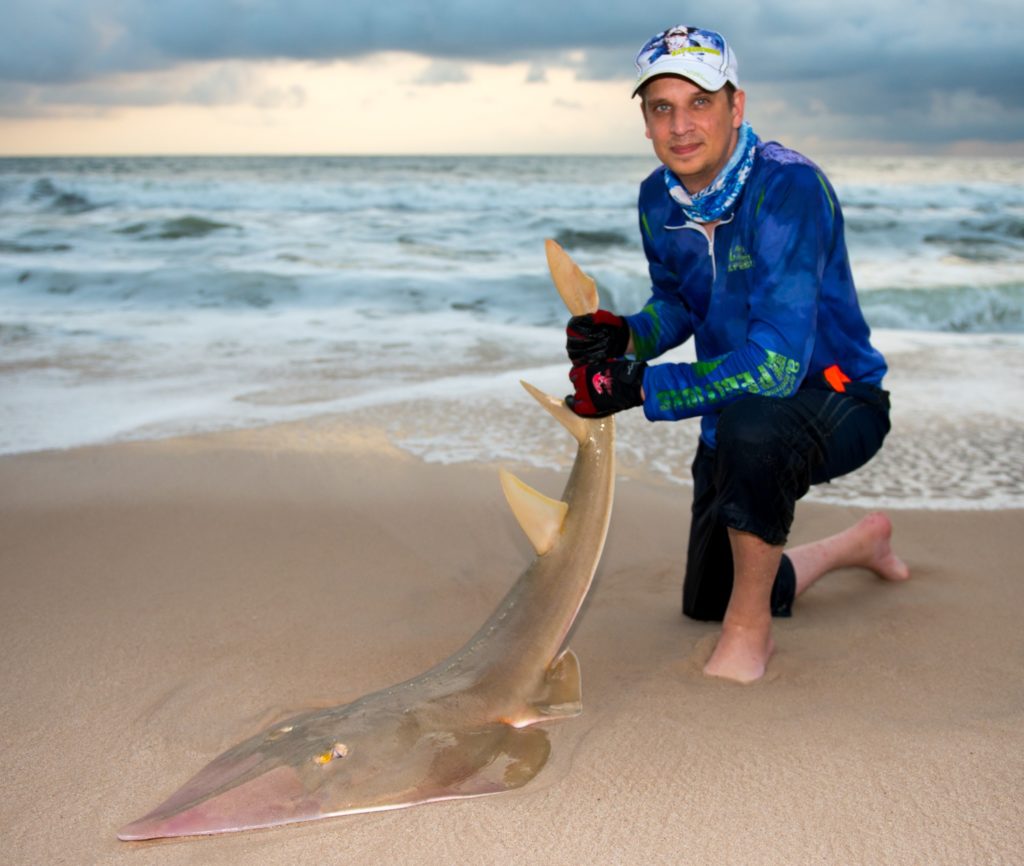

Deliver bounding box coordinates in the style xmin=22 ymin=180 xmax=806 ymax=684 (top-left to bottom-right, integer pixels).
xmin=703 ymin=624 xmax=775 ymax=684
xmin=857 ymin=512 xmax=910 ymax=582
xmin=791 ymin=511 xmax=910 ymax=597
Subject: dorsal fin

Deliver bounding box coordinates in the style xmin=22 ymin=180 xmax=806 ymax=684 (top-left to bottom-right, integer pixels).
xmin=519 ymin=380 xmax=590 ymax=446
xmin=545 ymin=239 xmax=599 ymax=316
xmin=499 ymin=469 xmax=568 ymax=556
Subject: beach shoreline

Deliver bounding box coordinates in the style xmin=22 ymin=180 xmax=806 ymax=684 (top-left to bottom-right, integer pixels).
xmin=2 ymin=427 xmax=1022 ymax=865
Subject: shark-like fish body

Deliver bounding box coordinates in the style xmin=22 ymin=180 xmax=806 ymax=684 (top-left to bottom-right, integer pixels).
xmin=118 ymin=240 xmax=613 ymax=839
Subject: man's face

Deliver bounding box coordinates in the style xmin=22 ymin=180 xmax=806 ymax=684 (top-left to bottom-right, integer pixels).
xmin=641 ymin=76 xmax=746 ymax=194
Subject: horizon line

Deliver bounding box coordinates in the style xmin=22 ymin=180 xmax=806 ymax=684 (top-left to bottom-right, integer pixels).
xmin=2 ymin=150 xmax=1022 ymax=160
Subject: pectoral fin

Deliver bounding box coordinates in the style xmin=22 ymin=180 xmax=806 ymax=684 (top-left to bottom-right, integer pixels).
xmin=519 ymin=380 xmax=591 ymax=446
xmin=439 ymin=725 xmax=552 ymax=796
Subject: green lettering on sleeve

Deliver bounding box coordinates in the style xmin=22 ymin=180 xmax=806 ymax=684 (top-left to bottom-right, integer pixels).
xmin=753 ymin=350 xmax=802 ymax=396
xmin=652 ymin=350 xmax=802 ymax=418
xmin=692 ymin=357 xmax=725 ymax=379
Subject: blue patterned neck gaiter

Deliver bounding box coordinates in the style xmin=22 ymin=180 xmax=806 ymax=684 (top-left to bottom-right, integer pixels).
xmin=664 ymin=121 xmax=759 ymax=223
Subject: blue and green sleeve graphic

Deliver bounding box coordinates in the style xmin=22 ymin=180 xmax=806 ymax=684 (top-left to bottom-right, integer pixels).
xmin=641 ymin=344 xmax=803 ymax=421
xmin=625 ymin=299 xmax=693 ymax=361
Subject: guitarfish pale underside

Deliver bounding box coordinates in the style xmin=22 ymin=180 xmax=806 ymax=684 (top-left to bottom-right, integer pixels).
xmin=118 ymin=240 xmax=613 ymax=839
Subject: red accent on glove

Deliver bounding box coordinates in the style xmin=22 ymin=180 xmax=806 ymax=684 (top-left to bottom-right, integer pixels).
xmin=567 ymin=359 xmax=646 ymax=417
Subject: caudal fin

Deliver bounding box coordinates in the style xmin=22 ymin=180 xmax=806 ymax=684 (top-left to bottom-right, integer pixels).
xmin=545 ymin=239 xmax=599 ymax=316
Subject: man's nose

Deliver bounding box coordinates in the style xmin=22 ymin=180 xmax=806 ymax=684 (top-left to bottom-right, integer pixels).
xmin=670 ymin=110 xmax=693 ymax=135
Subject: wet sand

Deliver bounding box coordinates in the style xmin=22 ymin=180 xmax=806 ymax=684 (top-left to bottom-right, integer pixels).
xmin=2 ymin=427 xmax=1022 ymax=865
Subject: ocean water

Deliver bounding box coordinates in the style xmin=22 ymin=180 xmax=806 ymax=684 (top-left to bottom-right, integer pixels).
xmin=1 ymin=154 xmax=1022 ymax=509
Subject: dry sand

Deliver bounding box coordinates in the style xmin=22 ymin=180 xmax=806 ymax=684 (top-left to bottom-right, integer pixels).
xmin=2 ymin=427 xmax=1022 ymax=865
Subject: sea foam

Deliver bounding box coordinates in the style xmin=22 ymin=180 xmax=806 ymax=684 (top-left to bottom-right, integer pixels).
xmin=1 ymin=155 xmax=1022 ymax=508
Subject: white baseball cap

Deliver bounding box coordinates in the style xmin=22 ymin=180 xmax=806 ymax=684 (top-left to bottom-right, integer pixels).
xmin=633 ymin=25 xmax=739 ymax=97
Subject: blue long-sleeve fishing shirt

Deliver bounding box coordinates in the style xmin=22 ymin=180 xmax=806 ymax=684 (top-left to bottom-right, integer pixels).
xmin=624 ymin=140 xmax=887 ymax=448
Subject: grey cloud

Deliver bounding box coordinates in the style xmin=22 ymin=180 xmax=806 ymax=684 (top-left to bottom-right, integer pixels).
xmin=0 ymin=62 xmax=305 ymax=117
xmin=2 ymin=0 xmax=1022 ymax=148
xmin=525 ymin=64 xmax=547 ymax=84
xmin=0 ymin=1 xmax=666 ymax=83
xmin=177 ymin=65 xmax=261 ymax=105
xmin=412 ymin=61 xmax=472 ymax=86
xmin=572 ymin=47 xmax=629 ymax=82
xmin=0 ymin=1 xmax=114 ymax=83
xmin=749 ymin=76 xmax=1024 ymax=148
xmin=253 ymin=84 xmax=306 ymax=110
xmin=4 ymin=1 xmax=1022 ymax=86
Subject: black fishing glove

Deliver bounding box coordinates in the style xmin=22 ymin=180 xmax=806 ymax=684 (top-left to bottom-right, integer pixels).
xmin=567 ymin=359 xmax=647 ymax=417
xmin=566 ymin=310 xmax=631 ymax=365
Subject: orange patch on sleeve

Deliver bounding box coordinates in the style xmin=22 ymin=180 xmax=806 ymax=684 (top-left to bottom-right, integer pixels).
xmin=824 ymin=364 xmax=851 ymax=393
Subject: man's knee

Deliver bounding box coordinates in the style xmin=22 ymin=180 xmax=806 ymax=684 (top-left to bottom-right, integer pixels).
xmin=715 ymin=396 xmax=794 ymax=470
xmin=712 ymin=396 xmax=811 ymax=544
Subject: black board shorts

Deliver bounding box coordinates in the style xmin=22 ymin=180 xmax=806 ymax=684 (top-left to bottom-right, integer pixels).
xmin=682 ymin=375 xmax=891 ymax=621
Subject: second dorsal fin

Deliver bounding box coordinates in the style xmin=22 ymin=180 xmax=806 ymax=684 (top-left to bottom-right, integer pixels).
xmin=499 ymin=469 xmax=568 ymax=556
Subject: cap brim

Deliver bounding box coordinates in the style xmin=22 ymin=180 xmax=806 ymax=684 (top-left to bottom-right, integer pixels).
xmin=632 ymin=59 xmax=729 ymax=97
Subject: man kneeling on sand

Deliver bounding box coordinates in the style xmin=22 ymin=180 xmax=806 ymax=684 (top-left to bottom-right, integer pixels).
xmin=565 ymin=25 xmax=909 ymax=683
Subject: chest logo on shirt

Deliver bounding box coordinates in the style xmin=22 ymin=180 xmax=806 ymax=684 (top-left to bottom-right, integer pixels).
xmin=727 ymin=242 xmax=753 ymax=272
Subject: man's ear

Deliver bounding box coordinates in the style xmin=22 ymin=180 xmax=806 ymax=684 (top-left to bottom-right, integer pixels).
xmin=640 ymin=100 xmax=652 ymax=140
xmin=731 ymin=88 xmax=746 ymax=128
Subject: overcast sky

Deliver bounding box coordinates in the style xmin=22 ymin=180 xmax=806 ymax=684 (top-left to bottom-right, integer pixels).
xmin=2 ymin=0 xmax=1022 ymax=156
